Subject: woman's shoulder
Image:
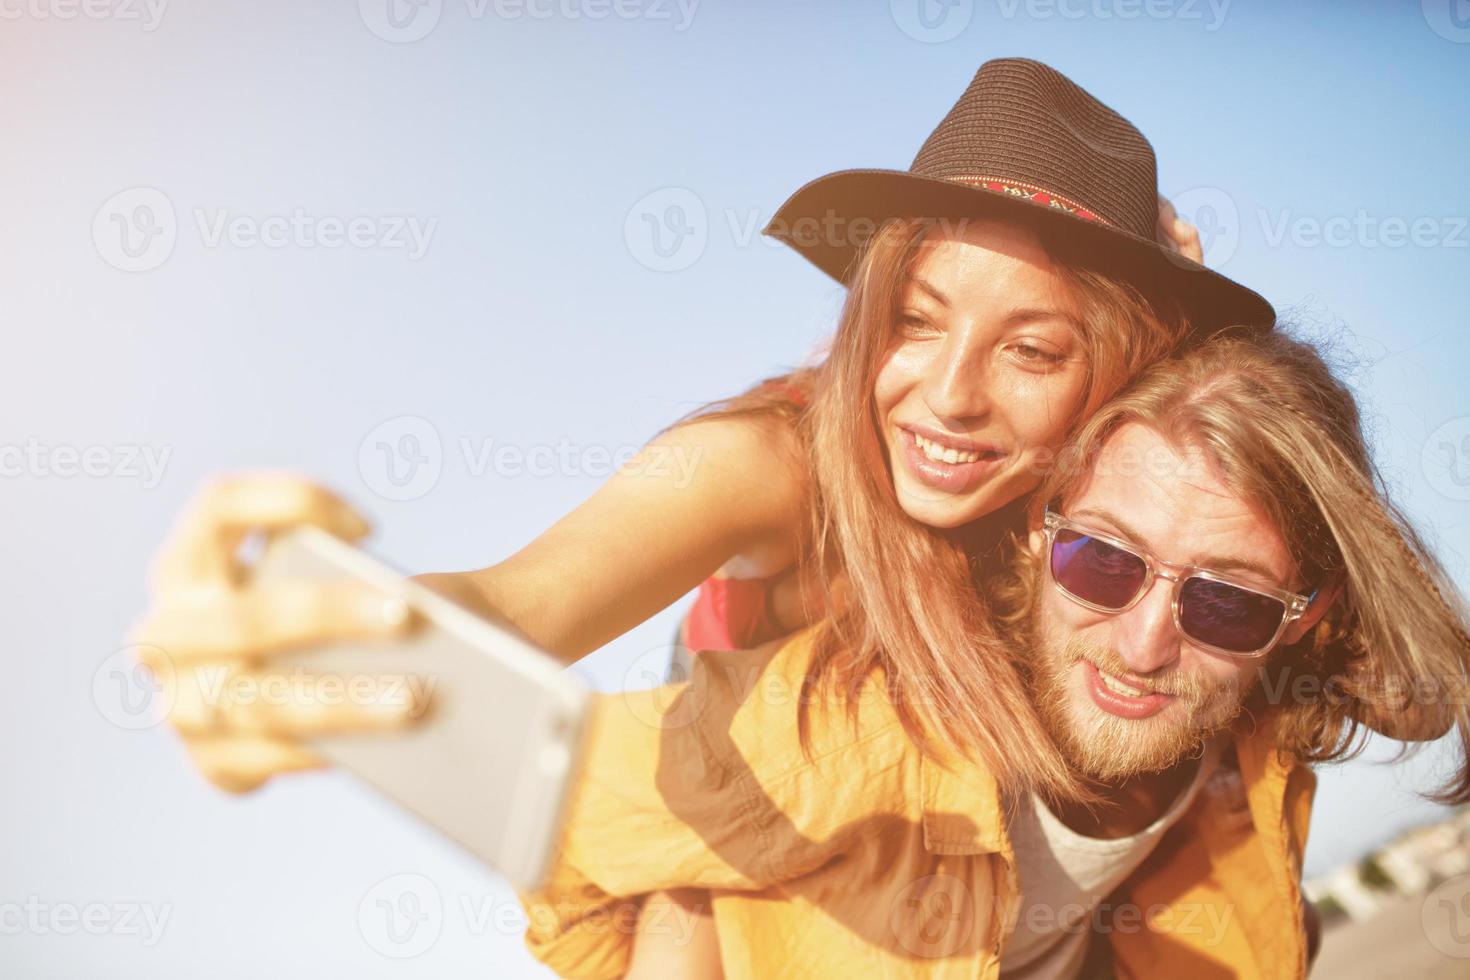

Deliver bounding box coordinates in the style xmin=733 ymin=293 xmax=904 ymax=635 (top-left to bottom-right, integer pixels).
xmin=654 ymin=410 xmax=808 ymax=515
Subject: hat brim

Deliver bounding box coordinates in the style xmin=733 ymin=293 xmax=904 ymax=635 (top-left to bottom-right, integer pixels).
xmin=761 ymin=169 xmax=1274 ymax=334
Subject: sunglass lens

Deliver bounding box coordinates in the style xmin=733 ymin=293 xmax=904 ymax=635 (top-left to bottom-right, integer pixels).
xmin=1178 ymin=576 xmax=1286 ymax=654
xmin=1051 ymin=528 xmax=1148 ymax=609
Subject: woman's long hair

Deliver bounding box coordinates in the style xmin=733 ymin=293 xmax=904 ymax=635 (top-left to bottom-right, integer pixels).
xmin=997 ymin=328 xmax=1470 ymax=803
xmin=682 ymin=216 xmax=1191 ymax=804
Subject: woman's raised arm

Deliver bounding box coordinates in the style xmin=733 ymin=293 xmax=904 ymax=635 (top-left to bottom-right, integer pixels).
xmin=419 ymin=414 xmax=809 ymax=660
xmin=129 ymin=413 xmax=808 ymax=792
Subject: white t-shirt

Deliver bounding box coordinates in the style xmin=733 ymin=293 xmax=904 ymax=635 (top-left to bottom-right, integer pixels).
xmin=998 ymin=738 xmax=1222 ymax=979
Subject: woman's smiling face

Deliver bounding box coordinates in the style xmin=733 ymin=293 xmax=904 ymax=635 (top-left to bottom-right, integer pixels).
xmin=874 ymin=220 xmax=1090 ymax=528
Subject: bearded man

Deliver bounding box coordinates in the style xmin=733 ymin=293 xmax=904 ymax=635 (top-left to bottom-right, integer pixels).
xmin=520 ymin=329 xmax=1470 ymax=980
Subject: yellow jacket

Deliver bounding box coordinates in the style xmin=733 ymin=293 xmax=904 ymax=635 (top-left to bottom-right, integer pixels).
xmin=521 ymin=627 xmax=1316 ymax=979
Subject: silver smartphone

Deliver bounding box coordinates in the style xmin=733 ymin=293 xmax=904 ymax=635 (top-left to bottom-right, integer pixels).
xmin=254 ymin=526 xmax=591 ymax=892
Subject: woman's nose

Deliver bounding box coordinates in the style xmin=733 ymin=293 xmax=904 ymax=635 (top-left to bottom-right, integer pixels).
xmin=920 ymin=329 xmax=993 ymax=424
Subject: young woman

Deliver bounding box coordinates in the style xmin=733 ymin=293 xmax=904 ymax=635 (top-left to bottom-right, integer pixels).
xmin=132 ymin=59 xmax=1286 ymax=974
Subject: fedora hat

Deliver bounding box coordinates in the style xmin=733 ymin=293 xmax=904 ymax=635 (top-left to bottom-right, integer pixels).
xmin=763 ymin=57 xmax=1273 ymax=332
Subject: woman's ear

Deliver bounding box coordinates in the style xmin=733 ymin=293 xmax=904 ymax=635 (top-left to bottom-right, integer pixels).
xmin=1026 ymin=523 xmax=1046 ymax=558
xmin=1282 ymin=575 xmax=1345 ymax=645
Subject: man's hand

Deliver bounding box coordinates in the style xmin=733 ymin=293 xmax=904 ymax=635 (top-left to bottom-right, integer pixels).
xmin=129 ymin=473 xmax=424 ymax=792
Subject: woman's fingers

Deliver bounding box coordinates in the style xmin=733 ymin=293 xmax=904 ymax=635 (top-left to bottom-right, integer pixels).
xmin=1172 ymin=216 xmax=1203 ymax=264
xmin=152 ymin=473 xmax=371 ymax=592
xmin=135 ymin=471 xmax=431 ymax=794
xmin=132 ymin=581 xmax=417 ymax=662
xmin=1155 ymin=194 xmax=1205 ymax=265
xmin=183 ymin=733 xmax=327 ymax=794
xmin=165 ymin=661 xmax=426 ymax=737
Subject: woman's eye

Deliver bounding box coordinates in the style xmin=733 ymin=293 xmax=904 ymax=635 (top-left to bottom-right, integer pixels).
xmin=898 ymin=314 xmax=940 ymax=338
xmin=1010 ymin=342 xmax=1066 ymax=366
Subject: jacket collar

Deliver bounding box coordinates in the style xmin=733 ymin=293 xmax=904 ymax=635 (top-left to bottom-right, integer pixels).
xmin=919 ymin=749 xmax=1009 ymax=857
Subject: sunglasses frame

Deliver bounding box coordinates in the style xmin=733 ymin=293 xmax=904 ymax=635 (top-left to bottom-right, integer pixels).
xmin=1042 ymin=507 xmax=1311 ymax=661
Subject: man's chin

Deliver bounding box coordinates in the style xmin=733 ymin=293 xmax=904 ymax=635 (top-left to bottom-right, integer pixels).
xmin=1049 ymin=698 xmax=1208 ymax=783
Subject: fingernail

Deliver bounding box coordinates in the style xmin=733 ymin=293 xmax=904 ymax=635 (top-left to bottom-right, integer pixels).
xmin=378 ymin=596 xmax=411 ymax=627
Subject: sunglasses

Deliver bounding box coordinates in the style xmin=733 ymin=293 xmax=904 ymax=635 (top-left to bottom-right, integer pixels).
xmin=1043 ymin=508 xmax=1311 ymax=660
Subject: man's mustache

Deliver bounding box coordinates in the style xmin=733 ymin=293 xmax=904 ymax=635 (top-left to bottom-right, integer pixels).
xmin=1061 ymin=637 xmax=1228 ymax=705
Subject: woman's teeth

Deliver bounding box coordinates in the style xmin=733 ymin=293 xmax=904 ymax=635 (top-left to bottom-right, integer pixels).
xmin=1099 ymin=669 xmax=1149 ymax=698
xmin=913 ymin=432 xmax=986 ymax=465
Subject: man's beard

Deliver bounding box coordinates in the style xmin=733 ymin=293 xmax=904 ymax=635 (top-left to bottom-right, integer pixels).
xmin=1018 ymin=574 xmax=1253 ymax=782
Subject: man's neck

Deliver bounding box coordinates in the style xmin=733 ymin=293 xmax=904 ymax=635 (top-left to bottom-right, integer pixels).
xmin=1048 ymin=756 xmax=1202 ymax=840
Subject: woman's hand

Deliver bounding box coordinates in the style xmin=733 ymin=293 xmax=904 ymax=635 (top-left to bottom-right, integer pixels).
xmin=129 ymin=473 xmax=424 ymax=792
xmin=1157 ymin=194 xmax=1205 ymax=264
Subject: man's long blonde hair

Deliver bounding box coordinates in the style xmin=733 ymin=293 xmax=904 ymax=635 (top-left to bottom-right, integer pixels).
xmin=689 ymin=216 xmax=1190 ymax=804
xmin=1001 ymin=328 xmax=1470 ymax=802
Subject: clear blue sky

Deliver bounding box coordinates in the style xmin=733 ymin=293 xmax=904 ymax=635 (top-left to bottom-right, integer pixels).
xmin=3 ymin=2 xmax=1468 ymax=975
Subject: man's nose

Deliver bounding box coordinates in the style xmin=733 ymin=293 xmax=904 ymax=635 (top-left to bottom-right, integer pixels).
xmin=1111 ymin=577 xmax=1181 ymax=676
xmin=920 ymin=328 xmax=992 ymax=423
